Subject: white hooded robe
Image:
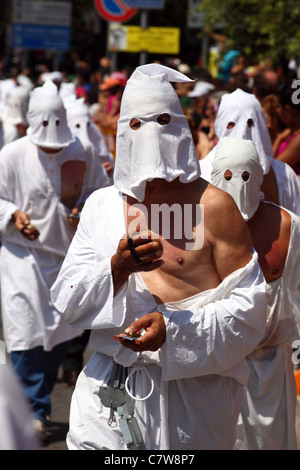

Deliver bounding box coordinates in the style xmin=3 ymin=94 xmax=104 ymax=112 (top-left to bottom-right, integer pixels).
xmin=51 ymin=186 xmax=267 ymax=450
xmin=51 ymin=65 xmax=267 ymax=450
xmin=0 ymin=81 xmax=109 ymax=352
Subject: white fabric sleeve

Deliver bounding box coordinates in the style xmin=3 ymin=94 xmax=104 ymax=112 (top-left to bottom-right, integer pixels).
xmin=51 ymin=191 xmax=127 ymax=330
xmin=158 ymin=254 xmax=267 ymax=381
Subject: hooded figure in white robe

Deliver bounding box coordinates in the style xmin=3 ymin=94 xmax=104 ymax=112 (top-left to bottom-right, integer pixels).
xmin=200 ymin=88 xmax=300 ymax=216
xmin=0 ymin=80 xmax=109 ymax=354
xmin=1 ymin=85 xmax=30 ymax=146
xmin=51 ymin=64 xmax=267 ymax=450
xmin=211 ymin=136 xmax=300 ymax=450
xmin=0 ymin=80 xmax=108 ymax=432
xmin=65 ymin=97 xmax=114 ymax=183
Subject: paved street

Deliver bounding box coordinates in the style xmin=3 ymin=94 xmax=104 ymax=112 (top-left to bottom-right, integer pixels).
xmin=41 ymin=377 xmax=73 ymax=450
xmin=41 ymin=346 xmax=92 ymax=450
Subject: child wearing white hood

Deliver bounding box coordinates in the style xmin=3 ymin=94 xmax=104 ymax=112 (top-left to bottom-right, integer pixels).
xmin=51 ymin=64 xmax=267 ymax=450
xmin=211 ymin=136 xmax=300 ymax=450
xmin=200 ymin=88 xmax=300 ymax=217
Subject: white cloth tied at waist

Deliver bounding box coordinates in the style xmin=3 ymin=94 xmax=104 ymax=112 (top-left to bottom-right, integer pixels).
xmin=125 ymin=354 xmax=155 ymax=402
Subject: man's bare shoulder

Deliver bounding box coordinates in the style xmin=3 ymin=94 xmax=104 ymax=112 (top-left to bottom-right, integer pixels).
xmin=201 ymin=181 xmax=252 ymax=244
xmin=200 ymin=180 xmax=238 ymax=215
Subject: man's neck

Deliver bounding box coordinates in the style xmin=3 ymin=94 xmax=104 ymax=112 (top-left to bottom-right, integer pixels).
xmin=144 ymin=178 xmax=186 ymax=197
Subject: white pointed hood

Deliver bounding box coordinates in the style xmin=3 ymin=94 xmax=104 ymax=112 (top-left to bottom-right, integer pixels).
xmin=211 ymin=137 xmax=264 ymax=221
xmin=114 ymin=63 xmax=201 ymax=201
xmin=213 ymin=88 xmax=273 ymax=174
xmin=26 ymin=80 xmax=75 ymax=149
xmin=65 ymin=97 xmax=109 ymax=157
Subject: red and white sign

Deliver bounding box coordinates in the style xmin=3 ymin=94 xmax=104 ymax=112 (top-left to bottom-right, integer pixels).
xmin=94 ymin=0 xmax=137 ymax=23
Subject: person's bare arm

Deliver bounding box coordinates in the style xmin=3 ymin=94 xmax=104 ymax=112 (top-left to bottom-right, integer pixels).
xmin=206 ymin=187 xmax=253 ymax=280
xmin=275 ymin=132 xmax=300 ymax=167
xmin=272 ymin=128 xmax=292 ymax=156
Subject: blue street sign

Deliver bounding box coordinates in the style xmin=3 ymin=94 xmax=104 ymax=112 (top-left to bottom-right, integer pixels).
xmin=127 ymin=0 xmax=164 ymax=8
xmin=12 ymin=23 xmax=71 ymax=51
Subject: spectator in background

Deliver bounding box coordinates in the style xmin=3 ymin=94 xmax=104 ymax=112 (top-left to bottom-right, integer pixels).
xmin=225 ymin=54 xmax=251 ymax=93
xmin=261 ymin=93 xmax=285 ymax=143
xmin=219 ymin=49 xmax=241 ymax=85
xmin=186 ymin=81 xmax=217 ymax=160
xmin=74 ymin=61 xmax=92 ymax=103
xmin=273 ymin=83 xmax=300 ymax=178
xmin=252 ymin=68 xmax=280 ymax=102
xmin=92 ymin=72 xmax=127 ymax=159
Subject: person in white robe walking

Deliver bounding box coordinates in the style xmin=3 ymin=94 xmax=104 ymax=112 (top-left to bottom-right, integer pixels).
xmin=1 ymin=84 xmax=30 ymax=146
xmin=211 ymin=136 xmax=300 ymax=450
xmin=65 ymin=97 xmax=114 ymax=183
xmin=51 ymin=64 xmax=267 ymax=450
xmin=0 ymin=80 xmax=110 ymax=441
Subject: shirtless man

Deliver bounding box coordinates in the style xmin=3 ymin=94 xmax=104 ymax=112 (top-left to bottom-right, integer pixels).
xmin=51 ymin=64 xmax=267 ymax=450
xmin=211 ymin=136 xmax=300 ymax=449
xmin=112 ymin=175 xmax=253 ymax=352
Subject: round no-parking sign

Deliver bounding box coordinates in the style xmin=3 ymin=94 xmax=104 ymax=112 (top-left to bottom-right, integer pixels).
xmin=94 ymin=0 xmax=137 ymax=22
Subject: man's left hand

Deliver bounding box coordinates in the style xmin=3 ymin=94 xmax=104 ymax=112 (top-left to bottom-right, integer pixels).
xmin=120 ymin=312 xmax=166 ymax=352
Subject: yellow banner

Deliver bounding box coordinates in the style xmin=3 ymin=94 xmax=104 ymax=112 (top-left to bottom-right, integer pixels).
xmin=108 ymin=24 xmax=180 ymax=54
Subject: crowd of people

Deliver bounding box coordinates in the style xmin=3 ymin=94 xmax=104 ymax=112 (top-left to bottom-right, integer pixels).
xmin=0 ymin=48 xmax=300 ymax=451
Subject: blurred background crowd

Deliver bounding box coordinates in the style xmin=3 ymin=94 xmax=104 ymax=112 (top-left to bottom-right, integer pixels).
xmin=0 ymin=44 xmax=299 ymax=180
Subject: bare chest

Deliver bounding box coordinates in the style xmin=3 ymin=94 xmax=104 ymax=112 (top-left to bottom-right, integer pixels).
xmin=60 ymin=160 xmax=86 ymax=209
xmin=140 ymin=237 xmax=221 ymax=304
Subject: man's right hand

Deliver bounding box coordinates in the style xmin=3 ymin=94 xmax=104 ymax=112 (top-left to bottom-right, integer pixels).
xmin=12 ymin=210 xmax=40 ymax=241
xmin=111 ymin=231 xmax=163 ymax=293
